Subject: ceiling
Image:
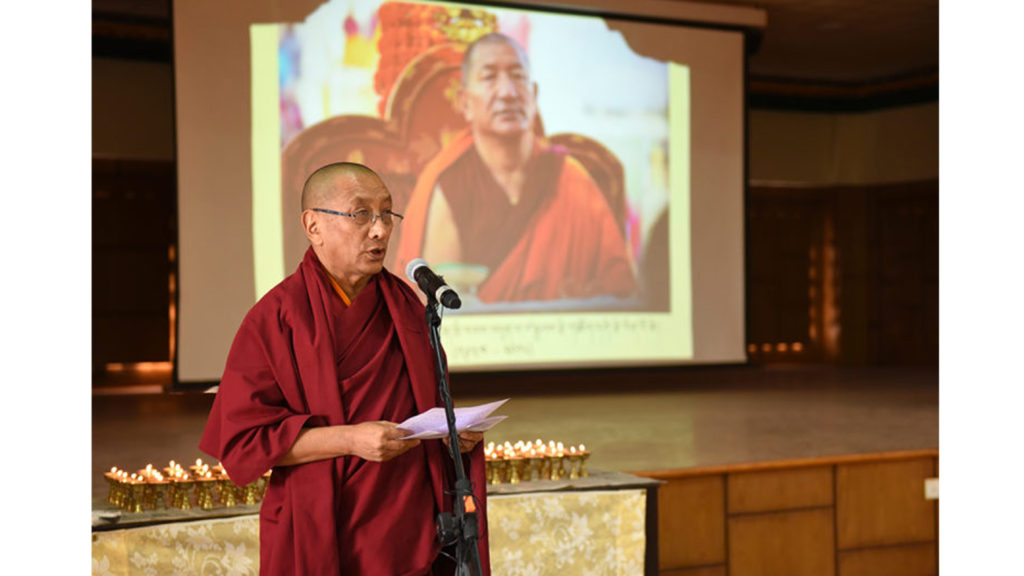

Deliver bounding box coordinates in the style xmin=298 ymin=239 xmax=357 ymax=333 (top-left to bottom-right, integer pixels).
xmin=92 ymin=0 xmax=939 ymax=109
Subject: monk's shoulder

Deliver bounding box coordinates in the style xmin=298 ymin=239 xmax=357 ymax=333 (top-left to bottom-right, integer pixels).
xmin=380 ymin=268 xmax=423 ymax=310
xmin=421 ymin=129 xmax=475 ymax=184
xmin=556 ymin=154 xmax=609 ymax=210
xmin=239 ymin=269 xmax=308 ymax=334
xmin=560 ymin=154 xmax=592 ymax=181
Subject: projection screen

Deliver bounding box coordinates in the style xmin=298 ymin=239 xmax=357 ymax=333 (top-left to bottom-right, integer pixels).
xmin=175 ymin=0 xmax=754 ymax=382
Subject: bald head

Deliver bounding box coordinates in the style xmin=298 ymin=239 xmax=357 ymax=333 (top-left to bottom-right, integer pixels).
xmin=299 ymin=162 xmax=394 ymax=298
xmin=301 ymin=162 xmax=383 ymax=212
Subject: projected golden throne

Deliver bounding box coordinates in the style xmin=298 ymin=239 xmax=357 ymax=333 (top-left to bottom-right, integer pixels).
xmin=280 ymin=4 xmax=626 ymax=272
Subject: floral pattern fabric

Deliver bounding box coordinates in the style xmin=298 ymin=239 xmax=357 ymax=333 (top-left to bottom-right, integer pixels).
xmin=92 ymin=516 xmax=259 ymax=576
xmin=487 ymin=489 xmax=647 ymax=576
xmin=92 ymin=489 xmax=647 ymax=575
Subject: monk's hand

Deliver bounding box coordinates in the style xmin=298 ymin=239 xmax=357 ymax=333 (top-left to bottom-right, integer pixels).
xmin=345 ymin=421 xmax=420 ymax=462
xmin=443 ymin=430 xmax=484 ymax=454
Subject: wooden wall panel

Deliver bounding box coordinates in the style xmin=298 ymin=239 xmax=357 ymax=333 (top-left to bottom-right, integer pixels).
xmin=93 ymin=316 xmax=171 ymax=364
xmin=747 ymin=181 xmax=938 ymax=366
xmin=838 ymin=542 xmax=937 ymax=576
xmin=93 ymin=158 xmax=176 ymax=371
xmin=836 ymin=458 xmax=936 ymax=549
xmin=658 ymin=476 xmax=726 ymax=570
xmin=746 ymin=191 xmax=826 ymax=361
xmin=660 ymin=566 xmax=726 ymax=576
xmin=728 ymin=466 xmax=833 ymax=514
xmin=832 ymin=186 xmax=871 ymax=364
xmin=873 ymin=187 xmax=939 ymax=365
xmin=728 ymin=508 xmax=835 ymax=576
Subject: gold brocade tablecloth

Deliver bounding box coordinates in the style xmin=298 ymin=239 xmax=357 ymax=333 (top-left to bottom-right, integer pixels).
xmin=92 ymin=515 xmax=259 ymax=576
xmin=92 ymin=488 xmax=647 ymax=576
xmin=487 ymin=489 xmax=646 ymax=576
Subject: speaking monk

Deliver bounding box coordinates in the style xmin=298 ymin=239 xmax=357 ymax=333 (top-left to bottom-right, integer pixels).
xmin=200 ymin=162 xmax=489 ymax=575
xmin=394 ymin=32 xmax=637 ymax=304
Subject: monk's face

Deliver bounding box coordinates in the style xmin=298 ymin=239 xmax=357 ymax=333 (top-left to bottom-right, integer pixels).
xmin=310 ymin=173 xmax=394 ymax=287
xmin=460 ymin=40 xmax=537 ymax=139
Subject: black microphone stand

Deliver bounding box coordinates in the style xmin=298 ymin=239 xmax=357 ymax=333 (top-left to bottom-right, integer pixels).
xmin=425 ymin=294 xmax=484 ymax=576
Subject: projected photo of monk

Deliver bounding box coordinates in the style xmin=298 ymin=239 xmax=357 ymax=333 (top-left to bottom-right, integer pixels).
xmin=273 ymin=0 xmax=675 ymax=313
xmin=394 ymin=33 xmax=637 ymax=306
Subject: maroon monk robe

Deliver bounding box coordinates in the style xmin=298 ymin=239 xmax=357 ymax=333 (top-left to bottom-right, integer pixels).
xmin=395 ymin=129 xmax=636 ymax=303
xmin=328 ymin=271 xmax=437 ymax=574
xmin=436 ymin=143 xmax=563 ymax=274
xmin=199 ymin=247 xmax=490 ymax=576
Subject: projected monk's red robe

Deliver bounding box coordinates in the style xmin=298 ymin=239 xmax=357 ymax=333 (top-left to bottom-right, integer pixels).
xmin=396 ymin=129 xmax=637 ymax=303
xmin=200 ymin=248 xmax=489 ymax=575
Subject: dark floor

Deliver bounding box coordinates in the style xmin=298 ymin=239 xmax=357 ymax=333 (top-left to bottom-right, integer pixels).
xmin=92 ymin=364 xmax=938 ymax=501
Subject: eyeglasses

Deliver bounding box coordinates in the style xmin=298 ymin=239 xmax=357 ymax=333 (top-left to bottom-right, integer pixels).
xmin=311 ymin=208 xmax=404 ymax=227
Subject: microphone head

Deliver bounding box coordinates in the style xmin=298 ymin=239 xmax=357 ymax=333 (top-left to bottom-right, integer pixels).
xmin=406 ymin=258 xmax=428 ymax=282
xmin=442 ymin=291 xmax=462 ymax=310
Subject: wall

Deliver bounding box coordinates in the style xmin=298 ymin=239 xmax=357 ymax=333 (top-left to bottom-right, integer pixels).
xmin=749 ymin=103 xmax=939 ymax=185
xmin=93 ymin=58 xmax=174 ymax=160
xmin=92 ymin=58 xmax=176 ymax=373
xmin=91 ymin=54 xmax=940 ymax=372
xmin=745 ymin=103 xmax=938 ymax=366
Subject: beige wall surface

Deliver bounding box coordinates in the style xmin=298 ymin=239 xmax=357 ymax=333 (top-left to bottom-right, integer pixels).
xmin=749 ymin=103 xmax=939 ymax=185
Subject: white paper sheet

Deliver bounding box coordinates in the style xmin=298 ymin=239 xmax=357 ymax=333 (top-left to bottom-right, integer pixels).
xmin=397 ymin=399 xmax=509 ymax=439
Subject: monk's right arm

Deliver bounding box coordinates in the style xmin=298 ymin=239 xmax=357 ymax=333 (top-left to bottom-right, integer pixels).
xmin=277 ymin=421 xmax=421 ymax=466
xmin=422 ymin=185 xmax=463 ymax=265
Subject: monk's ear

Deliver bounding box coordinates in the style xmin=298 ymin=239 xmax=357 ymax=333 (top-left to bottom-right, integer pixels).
xmin=301 ymin=210 xmax=322 ymax=246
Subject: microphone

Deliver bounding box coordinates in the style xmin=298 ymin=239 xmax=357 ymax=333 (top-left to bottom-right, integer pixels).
xmin=406 ymin=258 xmax=462 ymax=309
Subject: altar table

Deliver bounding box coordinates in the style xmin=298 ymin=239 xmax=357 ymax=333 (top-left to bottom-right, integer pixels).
xmin=92 ymin=470 xmax=660 ymax=576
